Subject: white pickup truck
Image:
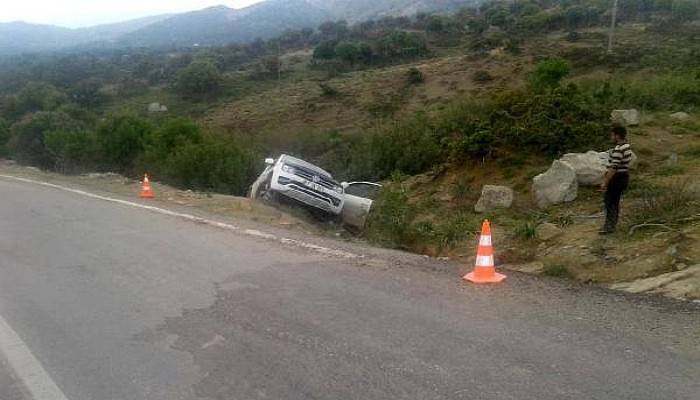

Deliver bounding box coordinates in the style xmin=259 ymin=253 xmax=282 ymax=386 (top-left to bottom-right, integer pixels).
xmin=250 ymin=155 xmax=381 ymax=229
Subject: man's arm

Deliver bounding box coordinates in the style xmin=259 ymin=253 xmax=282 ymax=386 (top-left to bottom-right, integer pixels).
xmin=601 ymin=168 xmax=616 ymax=190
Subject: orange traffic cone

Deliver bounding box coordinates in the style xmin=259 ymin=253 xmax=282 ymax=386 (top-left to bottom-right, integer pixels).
xmin=464 ymin=220 xmax=506 ymax=284
xmin=140 ymin=174 xmax=155 ymax=199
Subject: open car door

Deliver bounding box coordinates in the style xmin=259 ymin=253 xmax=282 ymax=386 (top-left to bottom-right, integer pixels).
xmin=341 ymin=182 xmax=382 ymax=229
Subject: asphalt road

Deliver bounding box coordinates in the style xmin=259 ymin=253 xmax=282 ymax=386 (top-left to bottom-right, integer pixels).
xmin=0 ymin=177 xmax=699 ymax=400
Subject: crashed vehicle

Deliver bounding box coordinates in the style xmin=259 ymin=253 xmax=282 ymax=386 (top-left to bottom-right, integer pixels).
xmin=250 ymin=155 xmax=382 ymax=228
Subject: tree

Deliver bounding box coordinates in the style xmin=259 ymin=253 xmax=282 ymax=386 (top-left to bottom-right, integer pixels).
xmin=529 ymin=58 xmax=571 ymax=89
xmin=427 ymin=16 xmax=446 ymax=33
xmin=15 ymin=82 xmax=67 ymax=116
xmin=313 ymin=40 xmax=338 ymax=60
xmin=671 ymin=0 xmax=700 ymax=21
xmin=335 ymin=42 xmax=362 ymax=65
xmin=70 ymin=79 xmax=106 ymax=108
xmin=175 ymin=61 xmax=222 ymax=98
xmin=9 ymin=111 xmax=82 ymax=168
xmin=97 ymin=114 xmax=153 ymax=170
xmin=0 ymin=118 xmax=9 ymax=158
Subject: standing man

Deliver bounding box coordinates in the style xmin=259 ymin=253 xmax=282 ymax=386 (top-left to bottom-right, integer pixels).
xmin=600 ymin=125 xmax=632 ymax=234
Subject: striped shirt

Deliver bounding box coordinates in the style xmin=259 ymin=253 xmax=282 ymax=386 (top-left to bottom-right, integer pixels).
xmin=608 ymin=143 xmax=633 ymax=172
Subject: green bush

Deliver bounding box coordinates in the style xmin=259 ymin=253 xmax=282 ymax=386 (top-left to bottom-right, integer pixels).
xmin=9 ymin=111 xmax=83 ymax=169
xmin=175 ymin=61 xmax=222 ymax=98
xmin=529 ymin=58 xmax=571 ymax=90
xmin=96 ymin=114 xmax=153 ymax=171
xmin=319 ymin=83 xmax=340 ymax=97
xmin=162 ymin=136 xmax=258 ymax=195
xmin=364 ymin=180 xmax=421 ymax=248
xmin=44 ymin=129 xmax=98 ymax=173
xmin=0 ymin=118 xmax=9 ymax=158
xmin=364 ymin=114 xmax=443 ymax=178
xmin=543 ymin=264 xmax=572 ymax=278
xmin=473 ymin=70 xmax=494 ymax=83
xmin=15 ymin=82 xmax=68 ymax=116
xmin=406 ymin=67 xmax=425 ymax=84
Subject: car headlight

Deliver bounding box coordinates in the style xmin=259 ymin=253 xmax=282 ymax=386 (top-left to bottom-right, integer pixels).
xmin=281 ymin=164 xmax=295 ymax=174
xmin=333 ymin=185 xmax=343 ymax=194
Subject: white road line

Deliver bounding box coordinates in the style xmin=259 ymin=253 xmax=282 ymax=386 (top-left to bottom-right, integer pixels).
xmin=0 ymin=314 xmax=69 ymax=400
xmin=0 ymin=174 xmax=361 ymax=260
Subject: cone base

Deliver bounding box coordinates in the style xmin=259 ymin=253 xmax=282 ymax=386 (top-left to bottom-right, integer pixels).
xmin=463 ymin=271 xmax=507 ymax=284
xmin=140 ymin=192 xmax=155 ymax=199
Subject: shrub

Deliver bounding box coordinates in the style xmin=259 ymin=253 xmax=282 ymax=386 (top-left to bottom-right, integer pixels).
xmin=543 ymin=264 xmax=572 ymax=278
xmin=44 ymin=129 xmax=98 ymax=173
xmin=364 ymin=180 xmax=420 ymax=248
xmin=319 ymin=83 xmax=340 ymax=97
xmin=514 ymin=222 xmax=537 ymax=240
xmin=367 ymin=92 xmax=405 ymax=118
xmin=363 ymin=114 xmax=443 ymax=178
xmin=96 ymin=114 xmax=153 ymax=171
xmin=406 ymin=67 xmax=425 ymax=84
xmin=529 ymin=58 xmax=571 ymax=90
xmin=0 ymin=118 xmax=9 ymax=158
xmin=313 ymin=40 xmax=338 ymax=60
xmin=9 ymin=111 xmax=83 ymax=169
xmin=162 ymin=136 xmax=258 ymax=195
xmin=473 ymin=70 xmax=494 ymax=83
xmin=15 ymin=82 xmax=68 ymax=116
xmin=683 ymin=145 xmax=700 ymax=158
xmin=175 ymin=61 xmax=222 ymax=98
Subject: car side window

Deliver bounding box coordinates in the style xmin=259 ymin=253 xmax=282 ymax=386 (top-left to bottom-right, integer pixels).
xmin=345 ymin=184 xmax=381 ymax=200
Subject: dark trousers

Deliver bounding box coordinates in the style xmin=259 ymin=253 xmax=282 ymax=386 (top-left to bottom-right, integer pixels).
xmin=604 ymin=173 xmax=629 ymax=232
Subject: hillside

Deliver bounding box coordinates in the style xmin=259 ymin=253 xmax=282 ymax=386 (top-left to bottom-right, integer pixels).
xmin=0 ymin=0 xmax=479 ymax=54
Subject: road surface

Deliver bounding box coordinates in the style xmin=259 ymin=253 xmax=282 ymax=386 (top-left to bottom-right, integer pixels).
xmin=0 ymin=176 xmax=698 ymax=400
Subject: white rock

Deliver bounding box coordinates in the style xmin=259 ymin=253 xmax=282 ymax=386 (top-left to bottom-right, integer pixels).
xmin=670 ymin=112 xmax=690 ymax=121
xmin=611 ymin=109 xmax=640 ymax=126
xmin=148 ymin=102 xmax=167 ymax=113
xmin=474 ymin=185 xmax=514 ymax=213
xmin=611 ymin=265 xmax=700 ymax=301
xmin=560 ymin=151 xmax=608 ymax=186
xmin=532 ymin=160 xmax=578 ymax=209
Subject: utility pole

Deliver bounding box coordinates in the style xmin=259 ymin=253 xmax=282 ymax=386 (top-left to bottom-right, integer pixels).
xmin=607 ymin=0 xmax=619 ymax=54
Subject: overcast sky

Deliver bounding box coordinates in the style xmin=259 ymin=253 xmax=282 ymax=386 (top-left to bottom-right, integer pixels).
xmin=1 ymin=0 xmax=266 ymax=28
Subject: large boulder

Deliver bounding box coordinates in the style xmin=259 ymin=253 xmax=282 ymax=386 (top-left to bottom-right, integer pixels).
xmin=560 ymin=151 xmax=608 ymax=186
xmin=474 ymin=185 xmax=514 ymax=213
xmin=669 ymin=112 xmax=691 ymax=122
xmin=148 ymin=102 xmax=168 ymax=113
xmin=532 ymin=160 xmax=578 ymax=209
xmin=611 ymin=109 xmax=640 ymax=127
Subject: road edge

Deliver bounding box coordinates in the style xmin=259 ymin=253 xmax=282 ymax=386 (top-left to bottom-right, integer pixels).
xmin=0 ymin=174 xmax=362 ymax=260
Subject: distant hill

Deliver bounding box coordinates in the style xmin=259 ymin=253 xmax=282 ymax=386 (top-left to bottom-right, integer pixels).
xmin=0 ymin=14 xmax=172 ymax=55
xmin=117 ymin=1 xmax=331 ymax=47
xmin=0 ymin=0 xmax=479 ymax=54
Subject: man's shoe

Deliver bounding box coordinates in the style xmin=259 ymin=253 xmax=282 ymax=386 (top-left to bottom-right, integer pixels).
xmin=598 ymin=228 xmax=615 ymax=235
